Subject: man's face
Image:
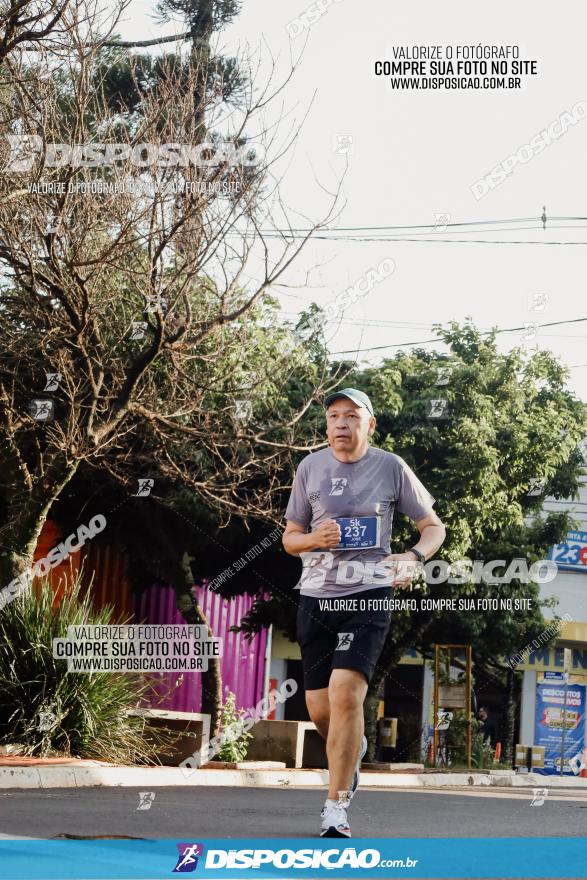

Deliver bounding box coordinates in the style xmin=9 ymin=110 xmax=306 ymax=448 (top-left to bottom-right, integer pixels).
xmin=326 ymin=398 xmax=375 ymax=452
xmin=478 ymin=708 xmax=487 ymax=720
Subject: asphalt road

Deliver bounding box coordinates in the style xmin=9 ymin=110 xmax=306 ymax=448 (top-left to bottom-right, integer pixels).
xmin=1 ymin=785 xmax=587 ymax=840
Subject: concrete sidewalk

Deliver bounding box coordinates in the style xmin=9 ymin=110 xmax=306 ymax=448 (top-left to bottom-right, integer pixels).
xmin=2 ymin=756 xmax=587 ymax=790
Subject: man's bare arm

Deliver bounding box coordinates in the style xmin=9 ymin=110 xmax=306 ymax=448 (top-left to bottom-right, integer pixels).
xmin=282 ymin=519 xmax=342 ymax=557
xmin=411 ymin=510 xmax=446 ymax=559
xmin=383 ymin=510 xmax=446 ymax=588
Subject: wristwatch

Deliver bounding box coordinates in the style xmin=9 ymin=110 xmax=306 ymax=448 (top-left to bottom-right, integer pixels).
xmin=408 ymin=547 xmax=425 ymax=564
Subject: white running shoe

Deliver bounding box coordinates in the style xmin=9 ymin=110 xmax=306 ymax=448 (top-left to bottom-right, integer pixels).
xmin=350 ymin=735 xmax=368 ymax=800
xmin=320 ymin=799 xmax=351 ymax=838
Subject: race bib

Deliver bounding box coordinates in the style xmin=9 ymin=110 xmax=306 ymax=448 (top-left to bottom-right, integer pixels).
xmin=334 ymin=516 xmax=381 ymax=550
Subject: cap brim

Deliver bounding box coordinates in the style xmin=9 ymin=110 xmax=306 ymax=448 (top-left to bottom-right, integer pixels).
xmin=324 ymin=392 xmax=358 ymax=407
xmin=324 ymin=392 xmax=372 ymax=415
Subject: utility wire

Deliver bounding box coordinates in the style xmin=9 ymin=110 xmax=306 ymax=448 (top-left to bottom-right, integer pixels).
xmin=260 ymin=215 xmax=587 ymax=234
xmin=256 ymin=215 xmax=587 ymax=244
xmin=255 ymin=214 xmax=587 ymax=246
xmin=330 ymin=317 xmax=587 ymax=355
xmin=268 ymin=235 xmax=587 ymax=245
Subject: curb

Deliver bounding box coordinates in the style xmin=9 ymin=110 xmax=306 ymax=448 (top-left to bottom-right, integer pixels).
xmin=2 ymin=765 xmax=587 ymax=790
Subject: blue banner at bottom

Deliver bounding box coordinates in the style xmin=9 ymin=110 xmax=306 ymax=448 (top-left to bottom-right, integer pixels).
xmin=0 ymin=838 xmax=586 ymax=879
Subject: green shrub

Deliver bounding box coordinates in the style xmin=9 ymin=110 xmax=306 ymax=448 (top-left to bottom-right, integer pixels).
xmin=438 ymin=712 xmax=495 ymax=768
xmin=471 ymin=722 xmax=495 ymax=769
xmin=216 ymin=691 xmax=253 ymax=762
xmin=0 ymin=570 xmax=174 ymax=763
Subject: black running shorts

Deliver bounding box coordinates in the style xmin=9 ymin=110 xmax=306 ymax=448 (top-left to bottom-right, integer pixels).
xmin=296 ymin=587 xmax=393 ymax=690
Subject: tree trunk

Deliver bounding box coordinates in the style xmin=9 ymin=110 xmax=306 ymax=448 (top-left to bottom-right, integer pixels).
xmin=173 ymin=552 xmax=222 ymax=737
xmin=363 ymin=613 xmax=436 ymax=761
xmin=0 ymin=538 xmax=36 ymax=588
xmin=363 ymin=686 xmax=382 ymax=761
xmin=0 ymin=462 xmax=79 ymax=589
xmin=364 ymin=639 xmax=401 ymax=762
xmin=0 ymin=507 xmax=52 ymax=587
xmin=189 ymin=0 xmax=214 ymax=132
xmin=502 ymin=666 xmax=517 ymax=766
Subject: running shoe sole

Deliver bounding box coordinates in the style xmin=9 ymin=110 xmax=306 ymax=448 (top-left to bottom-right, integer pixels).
xmin=320 ymin=826 xmax=351 ymax=838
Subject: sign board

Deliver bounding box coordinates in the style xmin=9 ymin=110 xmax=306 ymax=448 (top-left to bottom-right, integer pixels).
xmin=549 ymin=530 xmax=587 ymax=572
xmin=534 ymin=680 xmax=586 ymax=775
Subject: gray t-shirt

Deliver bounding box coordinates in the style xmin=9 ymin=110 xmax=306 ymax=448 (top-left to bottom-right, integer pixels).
xmin=285 ymin=445 xmax=435 ymax=597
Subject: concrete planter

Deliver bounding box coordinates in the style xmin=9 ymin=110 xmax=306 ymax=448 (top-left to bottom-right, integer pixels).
xmin=126 ymin=708 xmax=211 ymax=767
xmin=246 ymin=720 xmax=327 ymax=768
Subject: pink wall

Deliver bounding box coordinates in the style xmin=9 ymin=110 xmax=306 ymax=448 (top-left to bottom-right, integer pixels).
xmin=134 ymin=584 xmax=268 ymax=714
xmin=34 ymin=524 xmax=267 ymax=715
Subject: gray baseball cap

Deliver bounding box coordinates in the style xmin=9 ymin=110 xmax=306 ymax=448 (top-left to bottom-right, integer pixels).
xmin=324 ymin=387 xmax=374 ymax=416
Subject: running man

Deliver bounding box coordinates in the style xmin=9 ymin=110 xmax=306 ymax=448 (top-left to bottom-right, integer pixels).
xmin=283 ymin=388 xmax=445 ymax=837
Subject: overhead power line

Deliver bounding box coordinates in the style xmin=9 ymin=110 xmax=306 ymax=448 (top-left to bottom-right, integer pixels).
xmin=330 ymin=317 xmax=587 ymax=355
xmin=265 ymin=217 xmax=540 ymax=232
xmin=262 ymin=215 xmax=587 ymax=234
xmin=271 ymin=234 xmax=587 ymax=246
xmin=257 ymin=214 xmax=587 ymax=245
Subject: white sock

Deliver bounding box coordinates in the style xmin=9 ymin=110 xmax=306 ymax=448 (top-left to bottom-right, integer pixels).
xmin=324 ymin=798 xmax=339 ymax=809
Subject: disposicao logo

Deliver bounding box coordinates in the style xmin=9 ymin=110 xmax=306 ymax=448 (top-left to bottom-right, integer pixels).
xmin=173 ymin=842 xmax=204 ymax=872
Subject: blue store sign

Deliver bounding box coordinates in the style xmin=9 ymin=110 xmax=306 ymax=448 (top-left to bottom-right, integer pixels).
xmin=549 ymin=530 xmax=587 ymax=572
xmin=534 ymin=679 xmax=586 ymax=774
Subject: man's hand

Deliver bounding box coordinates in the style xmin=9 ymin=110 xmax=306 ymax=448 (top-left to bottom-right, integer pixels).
xmin=282 ymin=519 xmax=340 ymax=556
xmin=311 ymin=519 xmax=342 ymax=549
xmin=382 ymin=552 xmax=420 ymax=589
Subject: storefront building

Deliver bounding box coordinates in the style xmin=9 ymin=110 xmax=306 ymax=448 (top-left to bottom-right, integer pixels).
xmin=518 ymin=467 xmax=587 ymax=773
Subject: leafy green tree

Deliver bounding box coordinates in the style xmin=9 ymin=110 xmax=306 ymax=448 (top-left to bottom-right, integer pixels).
xmin=95 ymin=0 xmax=246 ymax=146
xmin=419 ymin=517 xmax=565 ymax=763
xmin=354 ymin=323 xmax=586 ymax=757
